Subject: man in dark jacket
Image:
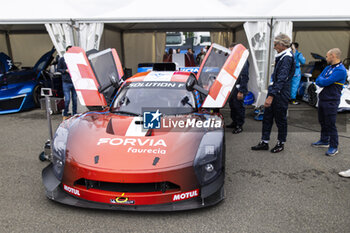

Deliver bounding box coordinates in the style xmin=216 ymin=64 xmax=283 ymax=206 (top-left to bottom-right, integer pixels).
xmin=185 ymin=48 xmax=196 ymax=67
xmin=311 ymin=48 xmax=347 ymax=156
xmin=252 ymin=33 xmax=295 ymax=153
xmin=227 ymin=42 xmax=250 ymax=134
xmin=57 ymin=46 xmax=77 ymax=120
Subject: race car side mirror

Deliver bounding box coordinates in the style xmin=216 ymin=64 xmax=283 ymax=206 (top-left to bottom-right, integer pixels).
xmin=98 ymin=74 xmax=120 ymax=93
xmin=186 ymin=75 xmax=196 ymax=91
xmin=186 ymin=75 xmax=209 ymax=96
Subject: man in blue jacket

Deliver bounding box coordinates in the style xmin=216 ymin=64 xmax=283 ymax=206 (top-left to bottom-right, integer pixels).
xmin=290 ymin=42 xmax=306 ymax=105
xmin=227 ymin=42 xmax=250 ymax=134
xmin=252 ymin=33 xmax=295 ymax=153
xmin=311 ymin=48 xmax=347 ymax=156
xmin=57 ymin=46 xmax=77 ymax=120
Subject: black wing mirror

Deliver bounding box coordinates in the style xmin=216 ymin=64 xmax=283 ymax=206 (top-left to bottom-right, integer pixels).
xmin=186 ymin=74 xmax=209 ymax=96
xmin=98 ymin=74 xmax=121 ymax=93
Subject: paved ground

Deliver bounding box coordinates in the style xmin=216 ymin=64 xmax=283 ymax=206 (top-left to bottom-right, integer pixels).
xmin=0 ymin=103 xmax=350 ymax=233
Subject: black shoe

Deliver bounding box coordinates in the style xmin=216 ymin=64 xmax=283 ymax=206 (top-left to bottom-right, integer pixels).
xmin=251 ymin=141 xmax=269 ymax=150
xmin=226 ymin=122 xmax=236 ymax=128
xmin=232 ymin=126 xmax=243 ymax=134
xmin=270 ymin=142 xmax=284 ymax=153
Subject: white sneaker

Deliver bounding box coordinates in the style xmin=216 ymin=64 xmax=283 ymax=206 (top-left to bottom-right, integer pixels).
xmin=338 ymin=169 xmax=350 ymax=178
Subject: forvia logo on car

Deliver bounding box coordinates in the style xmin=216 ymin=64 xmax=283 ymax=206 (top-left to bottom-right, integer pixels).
xmin=110 ymin=193 xmax=135 ymax=205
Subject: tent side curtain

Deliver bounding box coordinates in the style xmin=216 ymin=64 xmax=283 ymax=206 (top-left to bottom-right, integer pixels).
xmin=45 ymin=23 xmax=75 ymax=57
xmin=124 ymin=32 xmax=166 ymax=75
xmin=99 ymin=29 xmax=123 ymax=64
xmin=78 ymin=23 xmax=104 ymax=51
xmin=269 ymin=21 xmax=293 ymax=74
xmin=293 ymin=30 xmax=350 ymax=63
xmin=243 ymin=21 xmax=271 ymax=106
xmin=100 ymin=29 xmax=122 ymax=53
xmin=45 ymin=22 xmax=104 ymax=57
xmin=269 ymin=21 xmax=293 ymax=79
xmin=10 ymin=34 xmax=53 ymax=67
xmin=210 ymin=32 xmax=234 ymax=48
xmin=243 ymin=20 xmax=293 ymax=107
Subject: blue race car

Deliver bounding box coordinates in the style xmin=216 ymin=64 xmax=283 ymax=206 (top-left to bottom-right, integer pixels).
xmin=0 ymin=48 xmax=62 ymax=114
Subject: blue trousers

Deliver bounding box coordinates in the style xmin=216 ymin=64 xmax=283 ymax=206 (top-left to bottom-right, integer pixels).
xmin=290 ymin=68 xmax=301 ymax=100
xmin=262 ymin=99 xmax=288 ymax=143
xmin=318 ymin=100 xmax=339 ymax=148
xmin=62 ymin=81 xmax=77 ymax=117
xmin=229 ymin=89 xmax=245 ymax=127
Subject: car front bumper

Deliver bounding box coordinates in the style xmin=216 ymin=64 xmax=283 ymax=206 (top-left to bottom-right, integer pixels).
xmin=42 ymin=163 xmax=224 ymax=211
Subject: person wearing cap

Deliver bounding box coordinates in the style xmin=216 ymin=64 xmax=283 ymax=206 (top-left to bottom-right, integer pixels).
xmin=251 ymin=33 xmax=295 ymax=153
xmin=57 ymin=46 xmax=77 ymax=120
xmin=311 ymin=48 xmax=347 ymax=156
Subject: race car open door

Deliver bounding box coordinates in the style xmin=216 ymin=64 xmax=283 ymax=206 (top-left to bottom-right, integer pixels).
xmin=64 ymin=47 xmax=124 ymax=107
xmin=196 ymin=43 xmax=249 ymax=108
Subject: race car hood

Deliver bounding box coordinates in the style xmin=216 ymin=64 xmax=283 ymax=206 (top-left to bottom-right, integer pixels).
xmin=64 ymin=112 xmax=221 ymax=171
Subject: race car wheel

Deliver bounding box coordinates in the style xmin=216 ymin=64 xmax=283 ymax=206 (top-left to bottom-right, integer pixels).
xmin=307 ymin=84 xmax=317 ymax=107
xmin=33 ymin=85 xmax=43 ymax=107
xmin=39 ymin=151 xmax=47 ymax=162
xmin=343 ymin=58 xmax=350 ymax=70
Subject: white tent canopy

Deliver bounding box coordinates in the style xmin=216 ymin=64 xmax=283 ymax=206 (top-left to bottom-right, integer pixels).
xmin=0 ymin=0 xmax=349 ymax=106
xmin=1 ymin=0 xmax=348 ymax=24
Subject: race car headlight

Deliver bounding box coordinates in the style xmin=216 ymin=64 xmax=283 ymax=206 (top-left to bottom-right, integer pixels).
xmin=194 ymin=130 xmax=224 ymax=185
xmin=52 ymin=126 xmax=69 ymax=181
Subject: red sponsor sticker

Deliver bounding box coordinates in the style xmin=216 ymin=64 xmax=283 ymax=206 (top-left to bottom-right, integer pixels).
xmin=172 ymin=189 xmax=199 ymax=202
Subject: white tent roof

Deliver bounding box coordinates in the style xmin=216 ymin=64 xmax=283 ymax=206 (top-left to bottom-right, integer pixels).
xmin=0 ymin=0 xmax=348 ymax=24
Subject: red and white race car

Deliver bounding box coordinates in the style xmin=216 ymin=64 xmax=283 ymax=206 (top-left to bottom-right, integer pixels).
xmin=41 ymin=43 xmax=249 ymax=211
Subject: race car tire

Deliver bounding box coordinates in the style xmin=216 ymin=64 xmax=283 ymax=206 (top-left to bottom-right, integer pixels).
xmin=307 ymin=84 xmax=317 ymax=107
xmin=39 ymin=151 xmax=47 ymax=161
xmin=343 ymin=58 xmax=350 ymax=70
xmin=33 ymin=85 xmax=43 ymax=107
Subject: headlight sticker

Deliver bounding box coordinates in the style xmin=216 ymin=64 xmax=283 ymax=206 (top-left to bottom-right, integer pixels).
xmin=205 ymin=145 xmax=215 ymax=155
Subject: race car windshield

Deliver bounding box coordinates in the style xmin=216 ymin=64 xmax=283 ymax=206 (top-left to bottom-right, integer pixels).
xmin=111 ymin=82 xmax=196 ymax=115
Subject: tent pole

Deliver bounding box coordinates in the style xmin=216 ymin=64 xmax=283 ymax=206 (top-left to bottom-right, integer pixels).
xmin=120 ymin=30 xmax=125 ymax=68
xmin=266 ymin=18 xmax=274 ymax=90
xmin=71 ymin=20 xmax=79 ymax=47
xmin=5 ymin=31 xmax=13 ymax=59
xmin=152 ymin=33 xmax=156 ymax=62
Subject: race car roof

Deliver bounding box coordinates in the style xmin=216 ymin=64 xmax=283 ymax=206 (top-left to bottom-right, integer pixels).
xmin=126 ymin=71 xmax=190 ymax=83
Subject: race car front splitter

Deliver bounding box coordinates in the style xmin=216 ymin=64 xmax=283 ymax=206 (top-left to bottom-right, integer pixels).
xmin=42 ymin=163 xmax=224 ymax=211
